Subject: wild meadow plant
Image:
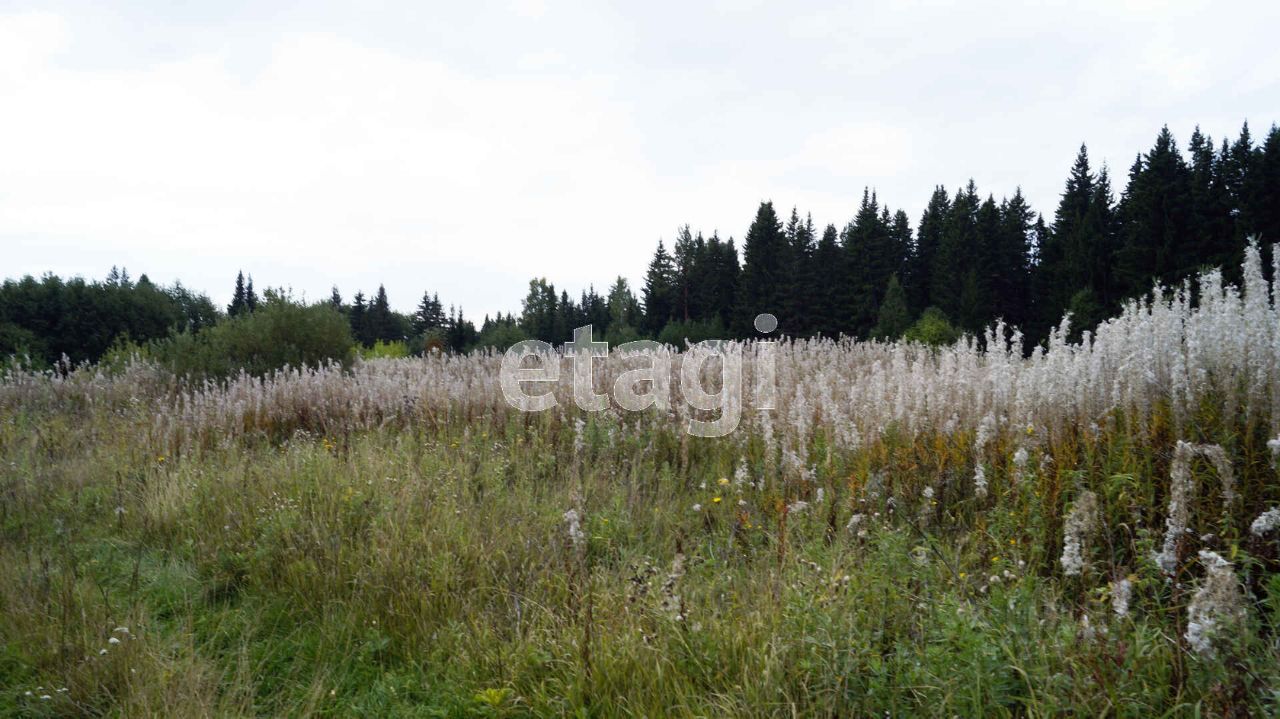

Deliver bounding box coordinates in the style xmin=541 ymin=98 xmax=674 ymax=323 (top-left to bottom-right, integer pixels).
xmin=2 ymin=243 xmax=1280 ymax=715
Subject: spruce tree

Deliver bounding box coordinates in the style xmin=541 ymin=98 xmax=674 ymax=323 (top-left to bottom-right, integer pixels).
xmin=245 ymin=276 xmax=259 ymax=313
xmin=908 ymin=186 xmax=950 ymax=314
xmin=994 ymin=189 xmax=1035 ymax=331
xmin=841 ymin=189 xmax=897 ymax=338
xmin=931 ymin=181 xmax=980 ymax=328
xmin=783 ymin=209 xmax=817 ymax=335
xmin=872 ymin=274 xmax=911 ymax=340
xmin=642 ymin=240 xmax=677 ymax=336
xmin=350 ymin=291 xmax=368 ymax=345
xmin=736 ymin=202 xmax=788 ymax=335
xmin=810 ymin=224 xmax=843 ymax=337
xmin=228 ymin=271 xmax=248 ymax=317
xmin=1116 ymin=127 xmax=1193 ymax=293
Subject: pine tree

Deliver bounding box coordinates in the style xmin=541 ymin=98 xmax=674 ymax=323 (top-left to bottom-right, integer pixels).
xmin=329 ymin=286 xmax=343 ymax=309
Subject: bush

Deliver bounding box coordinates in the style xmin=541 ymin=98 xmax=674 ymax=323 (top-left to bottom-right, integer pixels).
xmin=473 ymin=322 xmax=529 ymax=352
xmin=150 ymin=299 xmax=355 ymax=379
xmin=657 ymin=318 xmax=728 ymax=348
xmin=360 ymin=340 xmax=410 ymax=359
xmin=903 ymin=307 xmax=962 ymax=347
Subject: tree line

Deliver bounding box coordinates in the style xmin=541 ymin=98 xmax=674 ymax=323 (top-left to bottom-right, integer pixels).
xmin=2 ymin=121 xmax=1277 ymax=368
xmin=623 ymin=122 xmax=1279 ymax=349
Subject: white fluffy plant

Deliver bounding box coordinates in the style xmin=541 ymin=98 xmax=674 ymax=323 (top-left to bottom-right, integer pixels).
xmin=1184 ymin=550 xmax=1247 ymax=658
xmin=1060 ymin=490 xmax=1099 ymax=577
xmin=1155 ymin=441 xmax=1236 ymax=575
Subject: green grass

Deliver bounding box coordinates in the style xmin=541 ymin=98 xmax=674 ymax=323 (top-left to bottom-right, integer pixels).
xmin=1 ymin=403 xmax=1278 ymax=717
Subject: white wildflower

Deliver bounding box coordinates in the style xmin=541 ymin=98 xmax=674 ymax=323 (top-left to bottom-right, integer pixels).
xmin=562 ymin=508 xmax=585 ymax=551
xmin=786 ymin=500 xmax=809 ymax=515
xmin=975 ymin=413 xmax=996 ymax=452
xmin=922 ymin=486 xmax=935 ymax=500
xmin=1268 ymin=437 xmax=1280 ymax=457
xmin=1111 ymin=577 xmax=1132 ymax=618
xmin=692 ymin=503 xmax=702 ymax=512
xmin=1060 ymin=490 xmax=1098 ymax=577
xmin=1012 ymin=447 xmax=1029 ymax=484
xmin=1251 ymin=507 xmax=1280 ymax=537
xmin=1079 ymin=613 xmax=1096 ymax=642
xmin=1185 ymin=550 xmax=1246 ymax=657
xmin=659 ymin=550 xmax=686 ymax=620
xmin=973 ymin=464 xmax=988 ymax=499
xmin=108 ymin=637 xmax=120 ymax=645
xmin=815 ymin=487 xmax=825 ymax=504
xmin=1157 ymin=441 xmax=1236 ymax=573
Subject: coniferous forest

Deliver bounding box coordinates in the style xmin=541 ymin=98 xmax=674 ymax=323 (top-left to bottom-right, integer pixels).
xmin=2 ymin=122 xmax=1279 ymax=367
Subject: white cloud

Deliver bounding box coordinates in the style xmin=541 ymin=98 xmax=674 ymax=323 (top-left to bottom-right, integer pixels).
xmin=0 ymin=17 xmax=661 ymax=315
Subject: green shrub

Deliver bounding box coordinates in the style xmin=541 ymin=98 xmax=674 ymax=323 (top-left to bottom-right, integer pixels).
xmin=473 ymin=322 xmax=529 ymax=352
xmin=656 ymin=317 xmax=728 ymax=348
xmin=359 ymin=340 xmax=410 ymax=359
xmin=151 ymin=299 xmax=354 ymax=379
xmin=903 ymin=306 xmax=962 ymax=347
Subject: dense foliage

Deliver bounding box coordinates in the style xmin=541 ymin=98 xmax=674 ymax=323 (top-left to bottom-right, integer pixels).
xmin=140 ymin=295 xmax=355 ymax=379
xmin=0 ymin=268 xmax=217 ymax=367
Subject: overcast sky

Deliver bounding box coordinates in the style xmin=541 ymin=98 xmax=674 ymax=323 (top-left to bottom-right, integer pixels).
xmin=2 ymin=1 xmax=1277 ymax=319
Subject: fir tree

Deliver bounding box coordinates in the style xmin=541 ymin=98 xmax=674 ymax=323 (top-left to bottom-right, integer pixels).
xmin=736 ymin=202 xmax=789 ymax=335
xmin=228 ymin=271 xmax=248 ymax=317
xmin=642 ymin=240 xmax=677 ymax=336
xmin=245 ymin=276 xmax=259 ymax=313
xmin=872 ymin=274 xmax=911 ymax=340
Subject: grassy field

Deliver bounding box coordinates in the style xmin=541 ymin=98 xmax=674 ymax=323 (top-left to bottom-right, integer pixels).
xmin=4 ymin=252 xmax=1280 ymax=716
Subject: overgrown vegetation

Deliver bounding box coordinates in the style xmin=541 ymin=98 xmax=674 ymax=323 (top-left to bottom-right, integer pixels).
xmin=3 ymin=249 xmax=1280 ymax=716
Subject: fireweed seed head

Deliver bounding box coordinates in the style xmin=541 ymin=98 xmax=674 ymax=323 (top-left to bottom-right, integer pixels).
xmin=1060 ymin=490 xmax=1098 ymax=577
xmin=1251 ymin=507 xmax=1280 ymax=537
xmin=1185 ymin=550 xmax=1246 ymax=657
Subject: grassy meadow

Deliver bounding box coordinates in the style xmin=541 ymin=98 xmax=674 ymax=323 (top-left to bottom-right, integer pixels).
xmin=4 ymin=249 xmax=1280 ymax=716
